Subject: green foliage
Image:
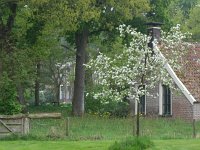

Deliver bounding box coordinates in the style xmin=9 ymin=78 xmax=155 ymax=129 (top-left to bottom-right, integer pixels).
xmin=85 ymin=85 xmax=129 ymax=117
xmin=178 ymin=0 xmax=198 ymax=16
xmin=147 ymin=0 xmax=198 ymax=32
xmin=167 ymin=1 xmax=184 ymax=26
xmin=147 ymin=0 xmax=173 ymax=30
xmin=85 ymin=88 xmax=102 ymax=114
xmin=166 ymin=0 xmax=200 ymax=41
xmin=47 ymin=0 xmax=150 ymax=32
xmin=109 ymin=137 xmax=154 ymax=150
xmin=0 ymin=73 xmax=22 ymax=115
xmin=184 ymin=3 xmax=200 ymax=41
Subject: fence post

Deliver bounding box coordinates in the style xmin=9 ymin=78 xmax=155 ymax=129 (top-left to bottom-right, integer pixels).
xmin=66 ymin=117 xmax=70 ymax=136
xmin=23 ymin=117 xmax=30 ymax=135
xmin=193 ymin=119 xmax=196 ymax=138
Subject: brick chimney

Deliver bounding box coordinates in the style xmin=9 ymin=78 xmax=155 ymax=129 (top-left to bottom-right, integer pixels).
xmin=146 ymin=22 xmax=163 ymax=49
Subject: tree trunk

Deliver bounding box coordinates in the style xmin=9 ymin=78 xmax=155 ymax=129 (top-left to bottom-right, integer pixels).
xmin=35 ymin=63 xmax=41 ymax=106
xmin=17 ymin=84 xmax=25 ymax=105
xmin=0 ymin=61 xmax=2 ymax=78
xmin=72 ymin=28 xmax=89 ymax=116
xmin=56 ymin=85 xmax=60 ymax=105
xmin=0 ymin=2 xmax=17 ymax=77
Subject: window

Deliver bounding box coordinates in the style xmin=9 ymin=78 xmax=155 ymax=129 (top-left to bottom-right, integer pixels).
xmin=139 ymin=94 xmax=146 ymax=115
xmin=60 ymin=85 xmax=64 ymax=100
xmin=162 ymin=85 xmax=171 ymax=115
xmin=135 ymin=85 xmax=146 ymax=115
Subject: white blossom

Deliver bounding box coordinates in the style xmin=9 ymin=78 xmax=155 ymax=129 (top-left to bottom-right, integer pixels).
xmin=86 ymin=24 xmax=190 ymax=104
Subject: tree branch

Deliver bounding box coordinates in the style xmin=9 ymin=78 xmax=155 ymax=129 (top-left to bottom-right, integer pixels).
xmin=60 ymin=44 xmax=75 ymax=51
xmin=90 ymin=28 xmax=110 ymax=35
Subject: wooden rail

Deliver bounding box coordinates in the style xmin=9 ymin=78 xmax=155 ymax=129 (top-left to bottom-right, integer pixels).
xmin=0 ymin=113 xmax=62 ymax=137
xmin=28 ymin=113 xmax=62 ymax=119
xmin=0 ymin=113 xmax=62 ymax=119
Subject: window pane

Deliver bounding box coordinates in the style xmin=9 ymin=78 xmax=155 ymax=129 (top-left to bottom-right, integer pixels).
xmin=162 ymin=85 xmax=171 ymax=115
xmin=139 ymin=95 xmax=145 ymax=114
xmin=139 ymin=85 xmax=146 ymax=115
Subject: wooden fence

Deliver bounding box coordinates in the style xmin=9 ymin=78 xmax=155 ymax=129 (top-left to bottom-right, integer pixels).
xmin=0 ymin=114 xmax=29 ymax=137
xmin=0 ymin=113 xmax=61 ymax=138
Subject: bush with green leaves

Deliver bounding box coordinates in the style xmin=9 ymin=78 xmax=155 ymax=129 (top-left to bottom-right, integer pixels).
xmin=0 ymin=73 xmax=22 ymax=115
xmin=109 ymin=137 xmax=154 ymax=150
xmin=85 ymin=85 xmax=129 ymax=117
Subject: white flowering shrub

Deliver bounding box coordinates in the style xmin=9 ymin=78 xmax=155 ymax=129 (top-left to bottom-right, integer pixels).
xmin=86 ymin=24 xmax=190 ymax=104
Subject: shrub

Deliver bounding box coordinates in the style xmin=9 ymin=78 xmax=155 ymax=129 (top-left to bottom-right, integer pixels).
xmin=0 ymin=73 xmax=22 ymax=115
xmin=85 ymin=85 xmax=129 ymax=117
xmin=85 ymin=91 xmax=102 ymax=114
xmin=108 ymin=137 xmax=154 ymax=150
xmin=108 ymin=101 xmax=129 ymax=117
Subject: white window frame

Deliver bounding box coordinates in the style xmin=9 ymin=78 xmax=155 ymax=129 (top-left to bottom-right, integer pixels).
xmin=60 ymin=84 xmax=64 ymax=100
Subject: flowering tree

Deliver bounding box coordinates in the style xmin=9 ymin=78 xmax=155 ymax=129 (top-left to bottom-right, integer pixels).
xmin=86 ymin=24 xmax=190 ymax=136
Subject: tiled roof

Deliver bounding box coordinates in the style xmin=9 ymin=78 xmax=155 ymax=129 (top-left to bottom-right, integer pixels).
xmin=179 ymin=44 xmax=200 ymax=102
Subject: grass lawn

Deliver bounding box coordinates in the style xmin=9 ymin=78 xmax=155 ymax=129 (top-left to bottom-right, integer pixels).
xmin=152 ymin=139 xmax=200 ymax=150
xmin=29 ymin=116 xmax=196 ymax=140
xmin=1 ymin=139 xmax=200 ymax=150
xmin=1 ymin=105 xmax=200 ymax=150
xmin=0 ymin=141 xmax=112 ymax=150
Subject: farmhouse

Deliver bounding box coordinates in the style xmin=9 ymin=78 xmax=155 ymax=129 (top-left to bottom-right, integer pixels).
xmin=132 ymin=23 xmax=200 ymax=121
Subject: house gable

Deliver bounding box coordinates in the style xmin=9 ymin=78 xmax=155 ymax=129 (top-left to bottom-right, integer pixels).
xmin=155 ymin=46 xmax=196 ymax=105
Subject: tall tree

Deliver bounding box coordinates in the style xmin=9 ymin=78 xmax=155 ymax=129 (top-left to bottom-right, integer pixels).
xmin=0 ymin=1 xmax=24 ymax=105
xmin=5 ymin=0 xmax=149 ymax=114
xmin=0 ymin=0 xmax=17 ymax=76
xmin=49 ymin=0 xmax=150 ymax=116
xmin=18 ymin=0 xmax=55 ymax=106
xmin=0 ymin=0 xmax=35 ymax=111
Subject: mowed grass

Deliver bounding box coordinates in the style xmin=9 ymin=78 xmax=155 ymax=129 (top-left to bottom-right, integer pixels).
xmin=1 ymin=139 xmax=200 ymax=150
xmin=152 ymin=139 xmax=200 ymax=150
xmin=2 ymin=105 xmax=200 ymax=149
xmin=0 ymin=141 xmax=112 ymax=150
